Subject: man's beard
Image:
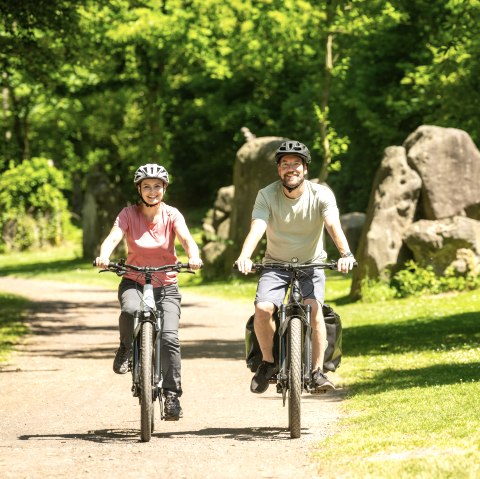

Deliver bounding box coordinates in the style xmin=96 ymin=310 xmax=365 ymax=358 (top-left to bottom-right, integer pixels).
xmin=282 ymin=176 xmax=304 ymax=193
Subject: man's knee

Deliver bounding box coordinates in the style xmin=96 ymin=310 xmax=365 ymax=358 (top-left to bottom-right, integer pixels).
xmin=255 ymin=301 xmax=275 ymax=320
xmin=306 ymin=299 xmax=324 ymax=327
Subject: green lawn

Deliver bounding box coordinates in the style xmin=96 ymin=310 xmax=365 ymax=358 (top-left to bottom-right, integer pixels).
xmin=1 ymin=246 xmax=479 ymax=478
xmin=0 ymin=293 xmax=30 ymax=363
xmin=317 ymin=279 xmax=480 ymax=478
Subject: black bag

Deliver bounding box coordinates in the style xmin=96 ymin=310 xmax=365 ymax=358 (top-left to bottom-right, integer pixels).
xmin=245 ymin=303 xmax=342 ymax=373
xmin=322 ymin=303 xmax=342 ymax=372
xmin=245 ymin=312 xmax=280 ymax=373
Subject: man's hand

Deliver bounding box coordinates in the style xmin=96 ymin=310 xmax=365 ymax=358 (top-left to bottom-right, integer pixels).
xmin=337 ymin=254 xmax=356 ymax=273
xmin=235 ymin=257 xmax=253 ymax=274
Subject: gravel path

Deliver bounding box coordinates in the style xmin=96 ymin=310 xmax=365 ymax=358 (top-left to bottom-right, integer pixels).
xmin=0 ymin=277 xmax=343 ymax=479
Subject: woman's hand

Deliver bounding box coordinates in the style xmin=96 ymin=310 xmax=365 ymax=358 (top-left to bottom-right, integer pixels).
xmin=188 ymin=257 xmax=203 ymax=270
xmin=95 ymin=257 xmax=110 ymax=269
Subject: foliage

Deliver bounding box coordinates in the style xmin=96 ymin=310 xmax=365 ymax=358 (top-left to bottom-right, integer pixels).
xmin=0 ymin=158 xmax=75 ymax=252
xmin=359 ymin=277 xmax=397 ymax=303
xmin=360 ymin=260 xmax=480 ymax=301
xmin=392 ymin=260 xmax=480 ymax=297
xmin=2 ymin=0 xmax=480 ymax=252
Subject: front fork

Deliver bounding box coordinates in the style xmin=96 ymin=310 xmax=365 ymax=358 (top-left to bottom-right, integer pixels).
xmin=131 ymin=310 xmax=141 ymax=397
xmin=131 ymin=284 xmax=162 ymax=401
xmin=277 ymin=303 xmax=312 ymax=398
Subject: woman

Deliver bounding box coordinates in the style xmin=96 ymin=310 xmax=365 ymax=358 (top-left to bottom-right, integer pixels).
xmin=95 ymin=163 xmax=202 ymax=420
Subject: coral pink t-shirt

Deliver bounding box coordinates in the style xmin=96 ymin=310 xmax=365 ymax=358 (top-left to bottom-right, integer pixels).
xmin=114 ymin=204 xmax=186 ymax=286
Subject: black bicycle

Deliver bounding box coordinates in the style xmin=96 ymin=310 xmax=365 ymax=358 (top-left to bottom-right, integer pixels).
xmin=239 ymin=259 xmax=346 ymax=439
xmin=95 ymin=259 xmax=195 ymax=442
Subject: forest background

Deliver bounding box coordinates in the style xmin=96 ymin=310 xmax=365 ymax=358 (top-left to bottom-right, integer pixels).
xmin=1 ymin=0 xmax=479 ymax=256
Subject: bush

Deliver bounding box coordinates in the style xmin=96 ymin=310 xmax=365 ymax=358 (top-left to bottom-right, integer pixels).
xmin=392 ymin=260 xmax=480 ymax=297
xmin=0 ymin=158 xmax=74 ymax=252
xmin=359 ymin=277 xmax=396 ymax=303
xmin=359 ymin=260 xmax=480 ymax=301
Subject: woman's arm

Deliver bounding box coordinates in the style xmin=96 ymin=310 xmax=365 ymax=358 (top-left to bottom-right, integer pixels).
xmin=95 ymin=225 xmax=124 ymax=268
xmin=175 ymin=222 xmax=203 ymax=270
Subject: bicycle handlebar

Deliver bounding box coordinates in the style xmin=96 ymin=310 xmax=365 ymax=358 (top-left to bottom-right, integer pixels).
xmin=233 ymin=259 xmax=357 ymax=273
xmin=92 ymin=259 xmax=196 ymax=275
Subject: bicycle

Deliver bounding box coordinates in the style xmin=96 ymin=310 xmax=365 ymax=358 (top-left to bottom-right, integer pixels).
xmin=94 ymin=259 xmax=196 ymax=442
xmin=237 ymin=258 xmax=349 ymax=439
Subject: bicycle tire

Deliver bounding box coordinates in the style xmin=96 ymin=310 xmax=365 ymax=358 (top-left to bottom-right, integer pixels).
xmin=140 ymin=321 xmax=154 ymax=442
xmin=288 ymin=316 xmax=302 ymax=439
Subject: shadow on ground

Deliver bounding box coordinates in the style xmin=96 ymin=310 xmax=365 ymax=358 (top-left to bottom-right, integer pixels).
xmin=18 ymin=426 xmax=302 ymax=443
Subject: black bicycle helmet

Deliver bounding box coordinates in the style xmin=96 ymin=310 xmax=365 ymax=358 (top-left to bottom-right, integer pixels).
xmin=133 ymin=163 xmax=169 ymax=185
xmin=275 ymin=141 xmax=311 ymax=164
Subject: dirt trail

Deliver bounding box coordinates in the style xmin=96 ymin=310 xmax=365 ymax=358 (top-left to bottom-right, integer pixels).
xmin=0 ymin=277 xmax=343 ymax=479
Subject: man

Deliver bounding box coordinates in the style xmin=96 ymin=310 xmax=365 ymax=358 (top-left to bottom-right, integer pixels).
xmin=235 ymin=140 xmax=356 ymax=394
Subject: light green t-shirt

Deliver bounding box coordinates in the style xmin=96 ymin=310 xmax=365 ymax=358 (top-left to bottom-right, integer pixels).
xmin=252 ymin=180 xmax=339 ymax=263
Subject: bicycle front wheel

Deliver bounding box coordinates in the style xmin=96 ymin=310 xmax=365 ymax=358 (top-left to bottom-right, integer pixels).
xmin=140 ymin=321 xmax=154 ymax=442
xmin=288 ymin=316 xmax=302 ymax=439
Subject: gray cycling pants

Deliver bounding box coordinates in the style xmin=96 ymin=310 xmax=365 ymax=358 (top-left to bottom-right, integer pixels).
xmin=117 ymin=278 xmax=183 ymax=396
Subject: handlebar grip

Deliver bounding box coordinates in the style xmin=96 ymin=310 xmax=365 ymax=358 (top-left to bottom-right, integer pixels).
xmin=92 ymin=259 xmax=119 ymax=268
xmin=232 ymin=262 xmax=263 ymax=272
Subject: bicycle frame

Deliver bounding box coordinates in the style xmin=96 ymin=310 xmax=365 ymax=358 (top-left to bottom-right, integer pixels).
xmin=276 ymin=271 xmax=313 ymax=400
xmin=131 ymin=272 xmax=162 ymax=402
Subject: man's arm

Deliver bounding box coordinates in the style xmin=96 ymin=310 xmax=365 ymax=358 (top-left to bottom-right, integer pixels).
xmin=324 ymin=212 xmax=356 ymax=273
xmin=235 ymin=218 xmax=267 ymax=273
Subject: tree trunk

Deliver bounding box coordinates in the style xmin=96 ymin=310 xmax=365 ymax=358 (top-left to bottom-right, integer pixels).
xmin=318 ymin=31 xmax=333 ymax=183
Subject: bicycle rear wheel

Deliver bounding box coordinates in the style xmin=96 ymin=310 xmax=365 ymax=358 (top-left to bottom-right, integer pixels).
xmin=288 ymin=316 xmax=302 ymax=439
xmin=140 ymin=321 xmax=154 ymax=442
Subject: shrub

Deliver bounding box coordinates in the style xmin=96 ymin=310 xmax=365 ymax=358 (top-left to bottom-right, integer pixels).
xmin=391 ymin=260 xmax=480 ymax=297
xmin=359 ymin=277 xmax=396 ymax=303
xmin=359 ymin=259 xmax=480 ymax=300
xmin=0 ymin=158 xmax=74 ymax=252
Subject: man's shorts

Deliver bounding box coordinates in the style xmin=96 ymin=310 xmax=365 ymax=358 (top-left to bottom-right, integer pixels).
xmin=254 ymin=267 xmax=326 ymax=310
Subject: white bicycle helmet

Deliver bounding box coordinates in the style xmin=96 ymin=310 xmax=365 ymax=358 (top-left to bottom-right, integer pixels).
xmin=133 ymin=163 xmax=169 ymax=185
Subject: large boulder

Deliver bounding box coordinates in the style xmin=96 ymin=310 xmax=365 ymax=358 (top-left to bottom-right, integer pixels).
xmin=403 ymin=217 xmax=480 ymax=274
xmin=351 ymin=146 xmax=422 ymax=297
xmin=83 ymin=168 xmax=128 ymax=259
xmin=224 ymin=136 xmax=286 ymax=269
xmin=405 ymin=125 xmax=480 ymax=220
xmin=340 ymin=212 xmax=366 ymax=257
xmin=202 ymin=185 xmax=235 ymax=239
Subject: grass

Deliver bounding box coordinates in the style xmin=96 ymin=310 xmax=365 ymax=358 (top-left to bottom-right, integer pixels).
xmin=1 ymin=246 xmax=479 ymax=477
xmin=316 ymin=279 xmax=480 ymax=478
xmin=0 ymin=240 xmax=258 ymax=297
xmin=0 ymin=293 xmax=30 ymax=362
